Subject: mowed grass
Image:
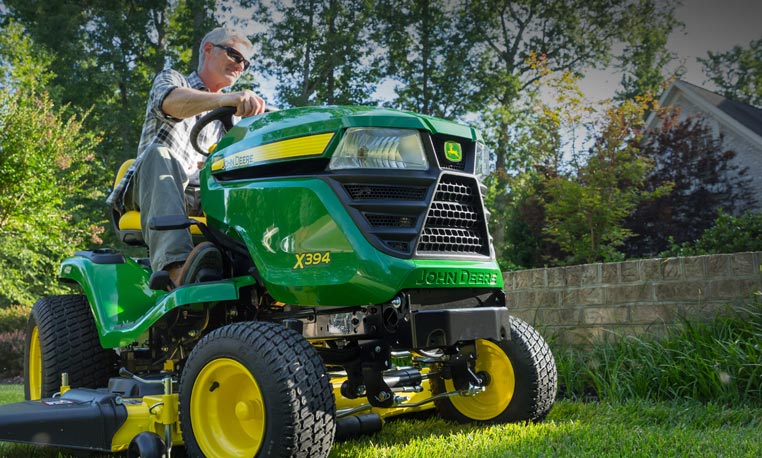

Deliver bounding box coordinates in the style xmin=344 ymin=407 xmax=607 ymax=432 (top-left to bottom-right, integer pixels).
xmin=1 ymin=385 xmax=760 ymax=457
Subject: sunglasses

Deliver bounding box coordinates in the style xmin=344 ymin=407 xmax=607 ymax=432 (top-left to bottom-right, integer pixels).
xmin=213 ymin=44 xmax=250 ymax=70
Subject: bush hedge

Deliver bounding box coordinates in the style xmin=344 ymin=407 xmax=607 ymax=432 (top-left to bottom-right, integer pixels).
xmin=0 ymin=305 xmax=29 ymax=334
xmin=0 ymin=330 xmax=25 ymax=379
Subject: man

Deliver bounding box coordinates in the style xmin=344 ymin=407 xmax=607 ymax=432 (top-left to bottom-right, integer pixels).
xmin=107 ymin=27 xmax=265 ymax=288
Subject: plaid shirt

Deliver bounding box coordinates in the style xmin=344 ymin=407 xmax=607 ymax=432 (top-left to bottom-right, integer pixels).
xmin=106 ymin=69 xmax=226 ymax=211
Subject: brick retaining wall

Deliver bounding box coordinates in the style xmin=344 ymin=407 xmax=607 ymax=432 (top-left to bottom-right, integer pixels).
xmin=503 ymin=252 xmax=762 ymax=345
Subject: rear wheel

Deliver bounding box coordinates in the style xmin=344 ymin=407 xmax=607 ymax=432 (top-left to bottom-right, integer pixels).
xmin=179 ymin=321 xmax=336 ymax=458
xmin=433 ymin=317 xmax=557 ymax=423
xmin=23 ymin=295 xmax=116 ymax=399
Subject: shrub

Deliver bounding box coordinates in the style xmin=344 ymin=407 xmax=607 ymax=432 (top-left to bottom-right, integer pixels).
xmin=660 ymin=211 xmax=762 ymax=257
xmin=0 ymin=305 xmax=29 ymax=333
xmin=0 ymin=330 xmax=25 ymax=379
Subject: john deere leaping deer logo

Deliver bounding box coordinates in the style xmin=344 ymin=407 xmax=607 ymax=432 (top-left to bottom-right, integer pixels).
xmin=444 ymin=141 xmax=462 ymax=162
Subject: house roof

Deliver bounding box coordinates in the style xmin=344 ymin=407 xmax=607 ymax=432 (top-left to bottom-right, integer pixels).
xmin=645 ymin=79 xmax=762 ymax=147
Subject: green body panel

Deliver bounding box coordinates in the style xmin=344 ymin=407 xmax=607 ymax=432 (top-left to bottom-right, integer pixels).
xmin=59 ymin=255 xmax=256 ymax=348
xmin=212 ymin=106 xmax=480 ymax=166
xmin=201 ymin=174 xmax=502 ymax=306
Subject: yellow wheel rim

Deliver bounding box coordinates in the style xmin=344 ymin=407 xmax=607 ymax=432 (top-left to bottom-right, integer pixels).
xmin=28 ymin=326 xmax=42 ymax=400
xmin=445 ymin=339 xmax=515 ymax=421
xmin=190 ymin=358 xmax=266 ymax=458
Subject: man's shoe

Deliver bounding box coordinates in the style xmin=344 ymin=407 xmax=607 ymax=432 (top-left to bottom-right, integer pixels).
xmin=178 ymin=242 xmax=223 ymax=286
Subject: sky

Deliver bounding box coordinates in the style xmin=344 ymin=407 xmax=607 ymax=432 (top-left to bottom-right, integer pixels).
xmin=241 ymin=0 xmax=762 ymax=105
xmin=579 ymin=0 xmax=762 ymax=102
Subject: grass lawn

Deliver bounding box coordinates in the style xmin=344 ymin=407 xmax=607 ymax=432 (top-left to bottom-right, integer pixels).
xmin=1 ymin=385 xmax=760 ymax=457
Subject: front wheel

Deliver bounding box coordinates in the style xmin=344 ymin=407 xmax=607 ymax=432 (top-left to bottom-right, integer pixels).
xmin=433 ymin=317 xmax=557 ymax=423
xmin=179 ymin=321 xmax=336 ymax=458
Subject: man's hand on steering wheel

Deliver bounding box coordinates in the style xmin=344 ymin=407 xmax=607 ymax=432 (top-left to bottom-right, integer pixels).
xmin=221 ymin=90 xmax=265 ymax=117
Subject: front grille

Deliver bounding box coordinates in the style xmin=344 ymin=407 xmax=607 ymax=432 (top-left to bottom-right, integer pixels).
xmin=366 ymin=214 xmax=417 ymax=228
xmin=416 ymin=174 xmax=489 ymax=256
xmin=344 ymin=184 xmax=427 ymax=201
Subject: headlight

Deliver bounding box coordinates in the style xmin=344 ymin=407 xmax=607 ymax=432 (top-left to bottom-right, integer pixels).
xmin=474 ymin=142 xmax=493 ymax=181
xmin=328 ymin=128 xmax=428 ymax=170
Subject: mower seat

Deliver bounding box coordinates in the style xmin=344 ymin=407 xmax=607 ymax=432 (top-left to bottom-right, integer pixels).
xmin=112 ymin=159 xmax=206 ymax=246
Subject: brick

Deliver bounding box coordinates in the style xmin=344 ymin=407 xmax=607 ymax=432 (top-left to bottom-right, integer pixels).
xmin=602 ymin=263 xmax=619 ymax=284
xmin=530 ymin=269 xmax=546 ymax=288
xmin=502 ymin=272 xmax=516 ymax=290
xmin=605 ymin=284 xmax=653 ymax=304
xmin=537 ymin=308 xmax=580 ymax=326
xmin=547 ymin=268 xmax=566 ymax=287
xmin=583 ymin=307 xmax=629 ymax=325
xmin=530 ymin=290 xmax=560 ymax=308
xmin=620 ymin=260 xmax=640 ymax=282
xmin=514 ymin=270 xmax=532 ymax=289
xmin=630 ymin=304 xmax=679 ymax=324
xmin=685 ymin=302 xmax=730 ymax=321
xmin=565 ymin=265 xmax=584 ymax=287
xmin=581 ymin=264 xmax=601 ymax=286
xmin=708 ymin=254 xmax=731 ymax=277
xmin=505 ymin=291 xmax=517 ymax=310
xmin=576 ymin=288 xmax=605 ymax=306
xmin=683 ymin=256 xmax=706 ymax=279
xmin=708 ymin=279 xmax=760 ymax=301
xmin=661 ymin=258 xmax=681 ymax=280
xmin=654 ymin=282 xmax=706 ymax=302
xmin=731 ymin=252 xmax=755 ymax=276
xmin=558 ymin=327 xmax=605 ymax=345
xmin=641 ymin=259 xmax=661 ymax=281
xmin=511 ymin=291 xmax=536 ymax=310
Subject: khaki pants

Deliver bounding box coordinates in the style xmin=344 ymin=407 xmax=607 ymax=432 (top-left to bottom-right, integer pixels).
xmin=124 ymin=145 xmax=202 ymax=272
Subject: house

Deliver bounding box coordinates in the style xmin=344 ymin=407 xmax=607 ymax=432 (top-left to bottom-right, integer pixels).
xmin=644 ymin=79 xmax=762 ymax=211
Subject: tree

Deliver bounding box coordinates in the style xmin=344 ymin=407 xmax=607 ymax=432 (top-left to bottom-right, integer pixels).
xmin=252 ymin=0 xmax=380 ymax=107
xmin=623 ymin=110 xmax=757 ymax=257
xmin=0 ymin=26 xmax=103 ymax=307
xmin=614 ymin=0 xmax=682 ymax=101
xmin=543 ymin=97 xmax=665 ymax=265
xmin=460 ymin=0 xmax=633 ymax=258
xmin=700 ymin=38 xmax=762 ymax=108
xmin=375 ymin=0 xmax=481 ymax=119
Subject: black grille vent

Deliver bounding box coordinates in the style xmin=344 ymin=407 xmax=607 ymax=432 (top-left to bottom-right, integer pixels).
xmin=385 ymin=240 xmax=410 ymax=251
xmin=417 ymin=174 xmax=489 ymax=256
xmin=366 ymin=214 xmax=417 ymax=228
xmin=345 ymin=184 xmax=427 ymax=201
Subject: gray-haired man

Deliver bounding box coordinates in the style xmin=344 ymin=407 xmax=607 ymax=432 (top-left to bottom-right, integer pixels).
xmin=107 ymin=27 xmax=265 ymax=288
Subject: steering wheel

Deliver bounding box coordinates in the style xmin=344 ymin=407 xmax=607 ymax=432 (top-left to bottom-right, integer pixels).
xmin=190 ymin=106 xmax=237 ymax=156
xmin=191 ymin=105 xmax=280 ymax=156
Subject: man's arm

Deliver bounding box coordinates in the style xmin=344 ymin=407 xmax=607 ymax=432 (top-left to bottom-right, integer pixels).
xmin=162 ymin=88 xmax=265 ymax=119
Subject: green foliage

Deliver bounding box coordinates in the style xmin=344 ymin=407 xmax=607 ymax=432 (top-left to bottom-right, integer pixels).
xmin=0 ymin=305 xmax=28 ymax=334
xmin=0 ymin=85 xmax=103 ymax=307
xmin=543 ymin=98 xmax=667 ymax=265
xmin=700 ymin=38 xmax=762 ymax=108
xmin=614 ymin=0 xmax=682 ymax=101
xmin=376 ymin=1 xmax=481 ymax=119
xmin=554 ymin=302 xmax=762 ymax=405
xmin=253 ymin=0 xmax=381 ymax=107
xmin=660 ymin=211 xmax=762 ymax=257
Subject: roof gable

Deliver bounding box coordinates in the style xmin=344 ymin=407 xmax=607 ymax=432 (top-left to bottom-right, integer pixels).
xmin=645 ymin=80 xmax=762 ymax=147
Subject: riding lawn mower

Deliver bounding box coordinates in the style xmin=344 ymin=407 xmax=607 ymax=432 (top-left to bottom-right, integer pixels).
xmin=0 ymin=105 xmax=557 ymax=457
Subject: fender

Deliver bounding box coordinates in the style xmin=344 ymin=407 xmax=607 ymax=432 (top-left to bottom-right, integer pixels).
xmin=59 ymin=250 xmax=256 ymax=348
